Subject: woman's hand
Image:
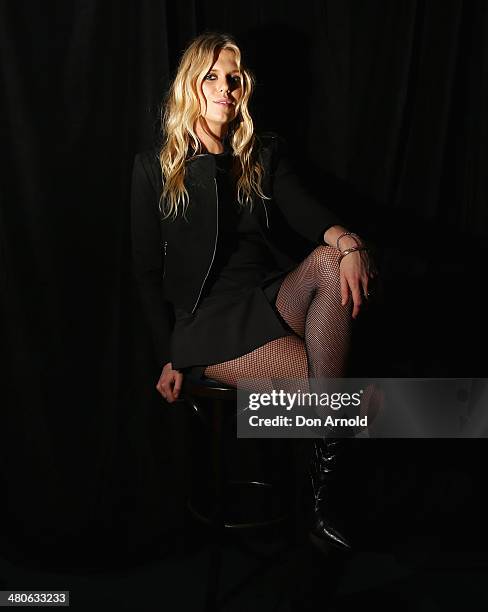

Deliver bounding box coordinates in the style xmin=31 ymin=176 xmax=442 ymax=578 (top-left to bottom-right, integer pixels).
xmin=156 ymin=362 xmax=184 ymax=403
xmin=338 ymin=238 xmax=377 ymax=319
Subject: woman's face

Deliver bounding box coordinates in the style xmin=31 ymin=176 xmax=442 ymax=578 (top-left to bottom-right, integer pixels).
xmin=198 ymin=48 xmax=243 ymax=130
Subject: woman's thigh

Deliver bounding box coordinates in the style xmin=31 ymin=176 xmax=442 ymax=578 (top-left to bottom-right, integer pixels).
xmin=204 ymin=334 xmax=309 ymax=391
xmin=275 ymin=245 xmax=342 ymax=338
xmin=202 ymin=246 xmax=341 ymax=388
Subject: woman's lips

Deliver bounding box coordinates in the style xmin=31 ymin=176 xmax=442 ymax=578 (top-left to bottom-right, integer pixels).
xmin=214 ymin=101 xmax=234 ymax=107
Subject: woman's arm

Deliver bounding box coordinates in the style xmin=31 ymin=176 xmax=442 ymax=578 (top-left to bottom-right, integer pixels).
xmin=323 ymin=224 xmax=375 ymax=318
xmin=271 ymin=134 xmax=344 ymax=244
xmin=271 ymin=136 xmax=375 ymax=318
xmin=130 ymin=152 xmax=173 ymax=369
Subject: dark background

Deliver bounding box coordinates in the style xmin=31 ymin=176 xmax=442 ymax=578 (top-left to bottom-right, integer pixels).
xmin=1 ymin=0 xmax=487 ymax=569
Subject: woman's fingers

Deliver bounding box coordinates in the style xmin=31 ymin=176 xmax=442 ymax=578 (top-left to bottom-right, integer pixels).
xmin=173 ymin=372 xmax=183 ymax=400
xmin=350 ymin=282 xmax=363 ymax=318
xmin=340 ymin=251 xmax=376 ymax=316
xmin=156 ymin=370 xmax=184 ymax=403
xmin=361 ymin=275 xmax=369 ymax=300
xmin=165 ymin=376 xmax=178 ymax=403
xmin=155 ymin=374 xmax=173 ymax=402
xmin=156 ymin=363 xmax=171 ymax=399
xmin=156 ymin=379 xmax=165 ymax=398
xmin=341 ymin=265 xmax=362 ymax=317
xmin=340 ymin=272 xmax=349 ymax=306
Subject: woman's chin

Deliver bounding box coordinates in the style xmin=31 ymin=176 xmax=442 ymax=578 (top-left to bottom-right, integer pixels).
xmin=207 ymin=112 xmax=235 ymax=126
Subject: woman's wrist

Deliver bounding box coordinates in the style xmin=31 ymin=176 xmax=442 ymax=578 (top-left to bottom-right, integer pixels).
xmin=323 ymin=226 xmax=364 ymax=251
xmin=338 ymin=245 xmax=368 ymax=264
xmin=337 ymin=233 xmax=363 ymax=251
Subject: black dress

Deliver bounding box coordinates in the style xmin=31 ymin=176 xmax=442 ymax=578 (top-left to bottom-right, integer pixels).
xmin=170 ymin=148 xmax=295 ymax=379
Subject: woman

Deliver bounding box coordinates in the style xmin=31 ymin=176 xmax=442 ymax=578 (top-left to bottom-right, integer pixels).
xmin=131 ymin=31 xmax=376 ymax=550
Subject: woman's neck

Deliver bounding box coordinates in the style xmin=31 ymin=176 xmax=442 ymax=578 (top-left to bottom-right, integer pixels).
xmin=195 ymin=120 xmax=228 ymax=154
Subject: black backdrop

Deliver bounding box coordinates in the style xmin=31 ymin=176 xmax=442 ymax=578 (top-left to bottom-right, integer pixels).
xmin=1 ymin=0 xmax=487 ymax=567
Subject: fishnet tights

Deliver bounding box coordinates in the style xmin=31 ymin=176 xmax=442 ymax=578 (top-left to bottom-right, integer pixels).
xmin=204 ymin=245 xmax=352 ymax=393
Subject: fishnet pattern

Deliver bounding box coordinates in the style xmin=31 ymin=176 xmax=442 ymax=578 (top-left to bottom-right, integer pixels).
xmin=275 ymin=245 xmax=352 ymax=379
xmin=204 ymin=245 xmax=352 ymax=391
xmin=206 ymin=334 xmax=308 ymax=393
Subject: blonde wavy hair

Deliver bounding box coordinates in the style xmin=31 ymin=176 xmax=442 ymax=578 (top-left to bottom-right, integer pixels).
xmin=158 ymin=31 xmax=270 ymax=220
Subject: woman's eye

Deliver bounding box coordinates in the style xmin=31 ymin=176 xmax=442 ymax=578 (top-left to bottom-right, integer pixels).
xmin=204 ymin=74 xmax=241 ymax=82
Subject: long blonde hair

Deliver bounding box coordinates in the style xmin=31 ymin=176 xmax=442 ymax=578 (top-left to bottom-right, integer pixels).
xmin=158 ymin=31 xmax=270 ymax=220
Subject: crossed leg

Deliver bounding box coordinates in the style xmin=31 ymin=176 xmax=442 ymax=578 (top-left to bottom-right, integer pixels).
xmin=204 ymin=245 xmax=353 ymax=391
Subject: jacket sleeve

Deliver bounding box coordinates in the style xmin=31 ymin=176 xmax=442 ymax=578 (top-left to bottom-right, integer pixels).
xmin=130 ymin=152 xmax=173 ymax=369
xmin=270 ymin=134 xmax=343 ymax=244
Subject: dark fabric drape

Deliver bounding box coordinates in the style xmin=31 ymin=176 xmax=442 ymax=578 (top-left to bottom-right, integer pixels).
xmin=1 ymin=0 xmax=487 ymax=566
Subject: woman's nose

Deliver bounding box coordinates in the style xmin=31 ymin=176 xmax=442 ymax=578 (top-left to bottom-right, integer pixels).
xmin=218 ymin=79 xmax=231 ymax=93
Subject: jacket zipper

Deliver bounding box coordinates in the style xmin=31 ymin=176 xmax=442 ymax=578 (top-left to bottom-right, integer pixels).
xmin=162 ymin=240 xmax=167 ymax=279
xmin=190 ymin=177 xmax=219 ymax=314
xmin=261 ymin=198 xmax=270 ymax=229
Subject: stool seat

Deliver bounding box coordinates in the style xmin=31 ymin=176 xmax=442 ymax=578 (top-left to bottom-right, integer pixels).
xmin=183 ymin=374 xmax=237 ymax=399
xmin=185 ymin=374 xmax=231 ymax=388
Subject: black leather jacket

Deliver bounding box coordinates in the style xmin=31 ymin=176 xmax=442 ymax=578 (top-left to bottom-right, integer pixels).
xmin=130 ymin=131 xmax=342 ymax=368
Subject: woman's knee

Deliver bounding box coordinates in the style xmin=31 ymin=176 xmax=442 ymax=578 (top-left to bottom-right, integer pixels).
xmin=309 ymin=245 xmax=341 ymax=282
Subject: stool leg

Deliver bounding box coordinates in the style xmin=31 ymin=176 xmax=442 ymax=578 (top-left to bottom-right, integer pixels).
xmin=204 ymin=398 xmax=225 ymax=611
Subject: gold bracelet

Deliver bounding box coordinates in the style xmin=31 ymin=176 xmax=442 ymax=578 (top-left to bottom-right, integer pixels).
xmin=336 ymin=231 xmax=362 ymax=251
xmin=338 ymin=245 xmax=367 ymax=263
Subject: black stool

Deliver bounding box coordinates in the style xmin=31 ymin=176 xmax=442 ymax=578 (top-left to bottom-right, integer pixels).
xmin=181 ymin=375 xmax=295 ymax=610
